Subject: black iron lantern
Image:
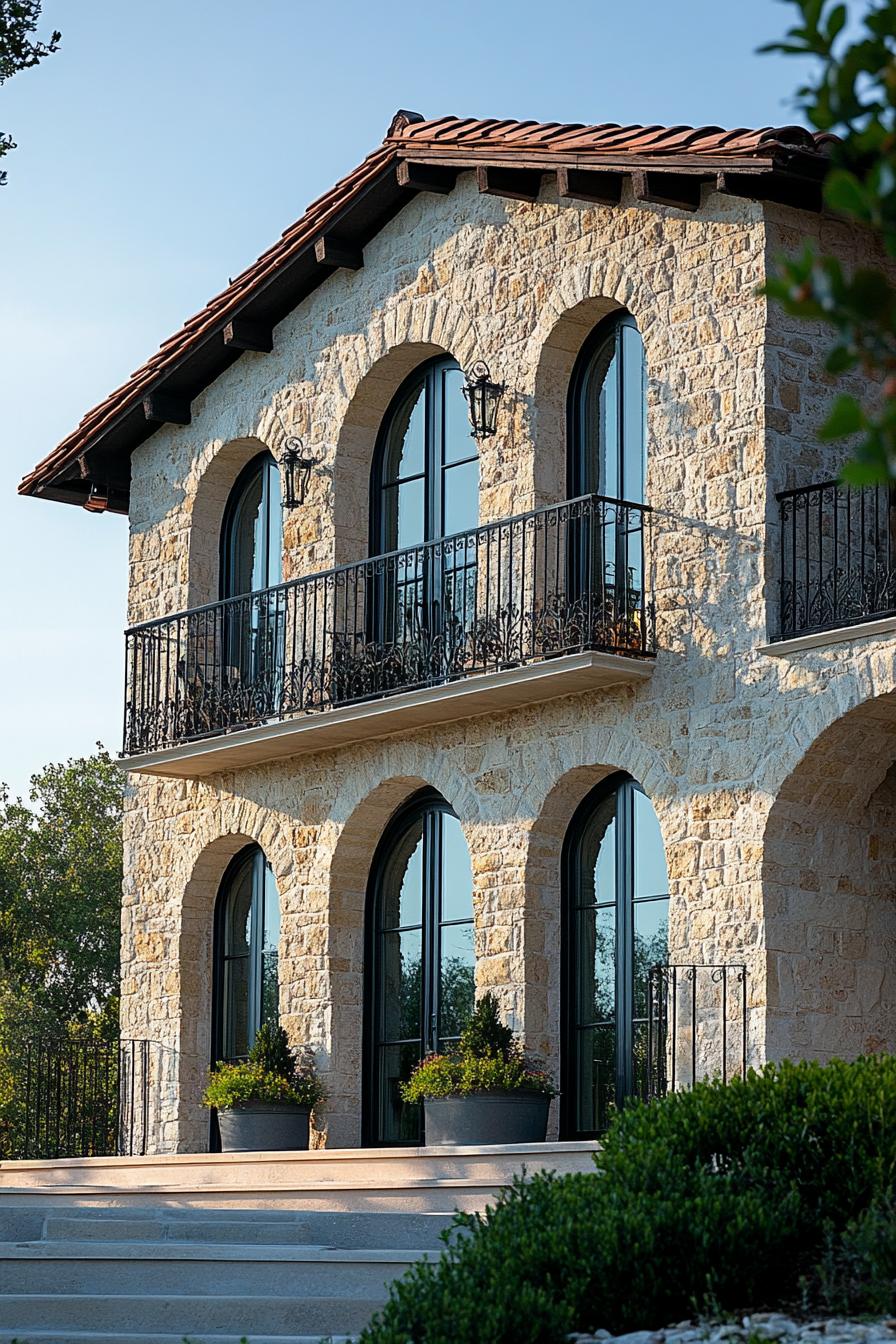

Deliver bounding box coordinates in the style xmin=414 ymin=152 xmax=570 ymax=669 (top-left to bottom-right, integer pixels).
xmin=463 ymin=360 xmax=504 ymax=439
xmin=277 ymin=423 xmax=318 ymax=509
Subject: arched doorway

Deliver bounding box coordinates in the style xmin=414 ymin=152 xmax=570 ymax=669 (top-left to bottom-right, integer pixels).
xmin=364 ymin=789 xmax=475 ymax=1145
xmin=562 ymin=772 xmax=668 ymax=1137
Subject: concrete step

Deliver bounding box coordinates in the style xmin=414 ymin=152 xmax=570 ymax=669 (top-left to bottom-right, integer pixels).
xmin=0 ymin=1293 xmax=381 ymax=1335
xmin=0 ymin=1140 xmax=598 ymax=1212
xmin=41 ymin=1208 xmax=456 ymax=1248
xmin=0 ymin=1240 xmax=426 ymax=1296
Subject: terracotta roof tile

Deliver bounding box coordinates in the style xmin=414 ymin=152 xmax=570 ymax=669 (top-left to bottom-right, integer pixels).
xmin=20 ymin=111 xmax=832 ymax=504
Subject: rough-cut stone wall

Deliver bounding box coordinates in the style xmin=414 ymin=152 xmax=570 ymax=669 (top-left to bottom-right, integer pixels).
xmin=120 ymin=172 xmax=896 ymax=1153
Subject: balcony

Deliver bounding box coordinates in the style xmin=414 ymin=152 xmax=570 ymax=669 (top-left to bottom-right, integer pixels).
xmin=122 ymin=494 xmax=655 ymax=777
xmin=775 ymin=480 xmax=896 ymax=645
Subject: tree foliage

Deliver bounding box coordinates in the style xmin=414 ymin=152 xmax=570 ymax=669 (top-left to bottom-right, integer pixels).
xmin=0 ymin=748 xmax=123 ymax=1038
xmin=762 ymin=0 xmax=896 ymax=482
xmin=0 ymin=0 xmax=60 ymax=185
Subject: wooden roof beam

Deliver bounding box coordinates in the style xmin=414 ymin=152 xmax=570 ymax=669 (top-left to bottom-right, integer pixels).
xmin=396 ymin=160 xmax=459 ymax=194
xmin=632 ymin=169 xmax=705 ymax=211
xmin=314 ymin=234 xmax=364 ymax=270
xmin=143 ymin=390 xmax=192 ymax=426
xmin=716 ymin=170 xmax=823 ymax=212
xmin=557 ymin=166 xmax=623 ymax=205
xmin=223 ymin=318 xmax=274 ymax=353
xmin=476 ymin=165 xmax=542 ymax=202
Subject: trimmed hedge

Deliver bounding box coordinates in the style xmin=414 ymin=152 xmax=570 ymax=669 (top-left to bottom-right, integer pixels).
xmin=357 ymin=1056 xmax=896 ymax=1344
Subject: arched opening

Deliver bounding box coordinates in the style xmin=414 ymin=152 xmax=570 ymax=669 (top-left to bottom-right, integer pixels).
xmin=213 ymin=844 xmax=281 ymax=1063
xmin=364 ymin=787 xmax=475 ymax=1146
xmin=369 ymin=356 xmax=479 ymax=649
xmin=568 ymin=311 xmax=647 ymax=504
xmin=220 ymin=452 xmax=283 ymax=601
xmin=562 ymin=771 xmax=668 ymax=1137
xmin=762 ymin=691 xmax=896 ymax=1063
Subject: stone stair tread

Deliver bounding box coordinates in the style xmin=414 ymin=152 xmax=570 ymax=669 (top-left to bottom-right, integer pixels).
xmin=2 ymin=1239 xmax=428 ymax=1262
xmin=0 ymin=1335 xmax=354 ymax=1344
xmin=0 ymin=1294 xmax=381 ymax=1331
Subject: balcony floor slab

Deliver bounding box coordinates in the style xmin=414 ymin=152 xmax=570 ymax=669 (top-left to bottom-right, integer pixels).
xmin=121 ymin=650 xmax=654 ymax=779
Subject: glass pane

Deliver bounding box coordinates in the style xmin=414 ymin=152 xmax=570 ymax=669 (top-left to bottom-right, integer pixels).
xmin=394 ymin=477 xmax=425 ymax=551
xmin=378 ymin=1042 xmax=423 ymax=1145
xmin=633 ymin=790 xmax=669 ymax=899
xmin=633 ymin=897 xmax=669 ymax=1017
xmin=439 ymin=923 xmax=475 ymax=1040
xmin=599 ymin=335 xmax=620 ymax=499
xmin=260 ymin=861 xmax=281 ymax=1031
xmin=222 ymin=957 xmax=250 ymax=1061
xmin=379 ymin=928 xmax=423 ymax=1043
xmin=262 ymin=460 xmax=283 ymax=589
xmin=383 ymin=383 xmax=426 ymax=482
xmin=621 ymin=323 xmax=646 ymax=504
xmin=576 ymin=903 xmax=616 ymax=1026
xmin=440 ymin=813 xmax=473 ymax=924
xmin=443 ymin=366 xmax=475 ymax=464
xmin=578 ymin=792 xmax=617 ymax=908
xmin=380 ymin=818 xmax=424 ymax=930
xmin=226 ymin=471 xmax=264 ymax=598
xmin=225 ymin=859 xmax=254 ymax=958
xmin=576 ymin=1023 xmax=615 ymax=1134
xmin=443 ymin=458 xmax=479 ymax=538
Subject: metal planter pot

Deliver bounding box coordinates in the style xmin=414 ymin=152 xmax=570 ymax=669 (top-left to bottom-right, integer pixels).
xmin=216 ymin=1103 xmax=311 ymax=1153
xmin=423 ymin=1091 xmax=551 ymax=1146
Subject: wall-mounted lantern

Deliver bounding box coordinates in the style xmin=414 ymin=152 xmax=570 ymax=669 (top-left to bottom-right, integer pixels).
xmin=462 ymin=361 xmax=504 ymax=439
xmin=277 ymin=418 xmax=319 ymax=509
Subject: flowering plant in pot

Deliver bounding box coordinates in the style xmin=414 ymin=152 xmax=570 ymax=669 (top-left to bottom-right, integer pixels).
xmin=203 ymin=1024 xmax=324 ymax=1153
xmin=401 ymin=993 xmax=556 ymax=1146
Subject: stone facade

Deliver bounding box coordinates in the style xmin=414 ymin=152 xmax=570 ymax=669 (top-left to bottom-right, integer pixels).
xmin=120 ymin=172 xmax=896 ymax=1153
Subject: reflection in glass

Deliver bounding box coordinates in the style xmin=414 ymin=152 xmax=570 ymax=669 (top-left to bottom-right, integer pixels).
xmin=369 ymin=795 xmax=476 ymax=1144
xmin=217 ymin=847 xmax=281 ymax=1064
xmin=571 ymin=314 xmax=646 ymax=507
xmin=566 ymin=775 xmax=669 ymax=1136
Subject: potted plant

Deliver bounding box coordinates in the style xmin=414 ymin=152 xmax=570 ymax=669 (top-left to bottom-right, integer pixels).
xmin=401 ymin=993 xmax=556 ymax=1146
xmin=203 ymin=1023 xmax=324 ymax=1153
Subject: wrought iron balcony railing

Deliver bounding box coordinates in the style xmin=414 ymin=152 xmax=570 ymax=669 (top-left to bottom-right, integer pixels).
xmin=645 ymin=963 xmax=748 ymax=1102
xmin=123 ymin=493 xmax=654 ymax=757
xmin=777 ymin=480 xmax=896 ymax=640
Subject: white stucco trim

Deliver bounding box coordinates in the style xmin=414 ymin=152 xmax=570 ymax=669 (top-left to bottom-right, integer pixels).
xmin=120 ymin=651 xmax=655 ymax=780
xmin=760 ymin=614 xmax=896 ymax=657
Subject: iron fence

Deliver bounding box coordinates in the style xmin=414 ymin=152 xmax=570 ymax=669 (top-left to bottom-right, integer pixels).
xmin=0 ymin=1039 xmax=175 ymax=1160
xmin=777 ymin=480 xmax=896 ymax=639
xmin=123 ymin=493 xmax=654 ymax=756
xmin=646 ymin=963 xmax=748 ymax=1101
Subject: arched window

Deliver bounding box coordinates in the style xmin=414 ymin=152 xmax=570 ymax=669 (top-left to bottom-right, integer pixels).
xmin=562 ymin=773 xmax=668 ymax=1138
xmin=370 ymin=358 xmax=479 ymax=645
xmin=365 ymin=790 xmax=475 ymax=1146
xmin=214 ymin=846 xmax=281 ymax=1063
xmin=220 ymin=452 xmax=283 ymax=600
xmin=568 ymin=313 xmax=646 ymax=503
xmin=219 ymin=452 xmax=284 ymax=700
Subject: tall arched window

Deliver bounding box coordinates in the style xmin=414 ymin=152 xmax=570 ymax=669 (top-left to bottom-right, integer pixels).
xmin=562 ymin=773 xmax=668 ymax=1138
xmin=365 ymin=790 xmax=475 ymax=1146
xmin=214 ymin=846 xmax=281 ymax=1062
xmin=219 ymin=452 xmax=284 ymax=699
xmin=371 ymin=358 xmax=479 ymax=647
xmin=568 ymin=313 xmax=647 ymax=503
xmin=220 ymin=452 xmax=283 ymax=600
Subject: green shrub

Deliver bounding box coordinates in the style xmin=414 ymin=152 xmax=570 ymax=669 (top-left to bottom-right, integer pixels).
xmin=203 ymin=1025 xmax=324 ymax=1111
xmin=818 ymin=1195 xmax=896 ymax=1317
xmin=402 ymin=1052 xmax=555 ymax=1103
xmin=359 ymin=1056 xmax=896 ymax=1344
xmin=401 ymin=993 xmax=557 ymax=1103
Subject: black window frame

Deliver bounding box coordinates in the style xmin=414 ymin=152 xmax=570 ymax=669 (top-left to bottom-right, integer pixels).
xmin=567 ymin=310 xmax=646 ymax=503
xmin=560 ymin=771 xmax=668 ymax=1139
xmin=362 ymin=787 xmax=475 ymax=1147
xmin=211 ymin=844 xmax=280 ymax=1067
xmin=219 ymin=450 xmax=283 ymax=601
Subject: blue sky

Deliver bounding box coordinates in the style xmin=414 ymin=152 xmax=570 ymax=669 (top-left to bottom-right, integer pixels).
xmin=0 ymin=0 xmax=813 ymax=799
